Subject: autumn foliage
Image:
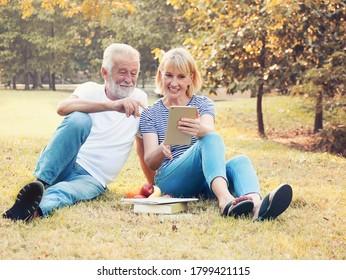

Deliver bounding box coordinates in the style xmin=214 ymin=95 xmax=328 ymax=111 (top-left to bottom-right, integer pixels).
xmin=1 ymin=0 xmax=134 ymax=19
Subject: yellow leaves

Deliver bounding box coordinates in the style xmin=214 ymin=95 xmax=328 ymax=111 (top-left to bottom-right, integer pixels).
xmin=266 ymin=0 xmax=295 ymax=13
xmin=58 ymin=0 xmax=69 ymax=10
xmin=184 ymin=8 xmax=195 ymax=18
xmin=40 ymin=0 xmax=79 ymax=17
xmin=151 ymin=48 xmax=165 ymax=62
xmin=232 ymin=18 xmax=243 ymax=29
xmin=120 ymin=2 xmax=136 ymax=16
xmin=266 ymin=0 xmax=281 ymax=8
xmin=115 ymin=2 xmax=135 ymax=15
xmin=41 ymin=0 xmax=68 ymax=11
xmin=167 ymin=0 xmax=182 ymax=10
xmin=41 ymin=0 xmax=54 ymax=10
xmin=268 ymin=36 xmax=276 ymax=44
xmin=71 ymin=1 xmax=134 ymax=20
xmin=244 ymin=44 xmax=252 ymax=53
xmin=274 ymin=22 xmax=283 ymax=30
xmin=269 ymin=64 xmax=279 ymax=71
xmin=85 ymin=37 xmax=92 ymax=47
xmin=3 ymin=0 xmax=133 ymax=20
xmin=243 ymin=40 xmax=263 ymax=55
xmin=183 ymin=38 xmax=192 ymax=45
xmin=20 ymin=0 xmax=34 ymax=19
xmin=63 ymin=2 xmax=80 ymax=18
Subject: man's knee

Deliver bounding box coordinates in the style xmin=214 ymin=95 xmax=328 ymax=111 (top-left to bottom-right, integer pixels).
xmin=64 ymin=112 xmax=92 ymax=132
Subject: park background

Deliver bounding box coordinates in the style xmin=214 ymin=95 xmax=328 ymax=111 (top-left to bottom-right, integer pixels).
xmin=0 ymin=0 xmax=345 ymax=262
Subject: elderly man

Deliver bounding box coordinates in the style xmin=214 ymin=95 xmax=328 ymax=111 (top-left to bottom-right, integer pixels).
xmin=3 ymin=43 xmax=154 ymax=221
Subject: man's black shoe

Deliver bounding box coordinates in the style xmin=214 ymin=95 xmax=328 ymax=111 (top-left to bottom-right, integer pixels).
xmin=3 ymin=181 xmax=44 ymax=222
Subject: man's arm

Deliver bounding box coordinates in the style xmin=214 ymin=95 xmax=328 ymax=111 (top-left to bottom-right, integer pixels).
xmin=57 ymin=95 xmax=145 ymax=117
xmin=136 ymin=135 xmax=155 ymax=184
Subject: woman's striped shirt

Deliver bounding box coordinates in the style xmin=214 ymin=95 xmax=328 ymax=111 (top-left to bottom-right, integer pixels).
xmin=139 ymin=95 xmax=215 ymax=171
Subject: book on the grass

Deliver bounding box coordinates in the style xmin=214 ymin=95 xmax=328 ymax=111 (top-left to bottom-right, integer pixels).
xmin=133 ymin=202 xmax=188 ymax=214
xmin=121 ymin=197 xmax=198 ymax=205
xmin=121 ymin=197 xmax=198 ymax=214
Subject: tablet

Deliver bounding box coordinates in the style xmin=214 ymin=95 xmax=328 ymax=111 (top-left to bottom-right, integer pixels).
xmin=164 ymin=106 xmax=198 ymax=145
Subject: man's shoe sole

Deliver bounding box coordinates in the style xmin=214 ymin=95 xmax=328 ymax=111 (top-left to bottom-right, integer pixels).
xmin=3 ymin=181 xmax=44 ymax=221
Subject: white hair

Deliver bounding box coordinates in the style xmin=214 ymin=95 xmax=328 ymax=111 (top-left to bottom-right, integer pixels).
xmin=101 ymin=43 xmax=140 ymax=73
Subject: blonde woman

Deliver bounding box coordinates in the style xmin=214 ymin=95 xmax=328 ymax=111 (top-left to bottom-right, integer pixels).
xmin=140 ymin=48 xmax=292 ymax=220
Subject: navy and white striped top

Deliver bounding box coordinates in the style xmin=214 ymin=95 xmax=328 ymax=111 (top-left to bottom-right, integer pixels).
xmin=139 ymin=95 xmax=215 ymax=171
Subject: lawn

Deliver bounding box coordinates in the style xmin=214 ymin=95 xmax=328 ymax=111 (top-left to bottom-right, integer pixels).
xmin=0 ymin=90 xmax=345 ymax=261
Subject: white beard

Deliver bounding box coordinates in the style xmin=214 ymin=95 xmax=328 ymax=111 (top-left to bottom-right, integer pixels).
xmin=108 ymin=78 xmax=134 ymax=99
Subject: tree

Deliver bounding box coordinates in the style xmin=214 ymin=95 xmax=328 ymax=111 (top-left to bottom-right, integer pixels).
xmin=0 ymin=2 xmax=47 ymax=90
xmin=0 ymin=2 xmax=78 ymax=90
xmin=0 ymin=3 xmax=22 ymax=88
xmin=102 ymin=0 xmax=183 ymax=88
xmin=0 ymin=0 xmax=181 ymax=90
xmin=167 ymin=0 xmax=303 ymax=137
xmin=288 ymin=1 xmax=346 ymax=132
xmin=167 ymin=0 xmax=345 ymax=137
xmin=0 ymin=0 xmax=135 ymax=90
xmin=0 ymin=0 xmax=134 ymax=20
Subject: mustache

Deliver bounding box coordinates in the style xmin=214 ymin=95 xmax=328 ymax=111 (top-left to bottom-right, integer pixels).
xmin=119 ymin=82 xmax=134 ymax=87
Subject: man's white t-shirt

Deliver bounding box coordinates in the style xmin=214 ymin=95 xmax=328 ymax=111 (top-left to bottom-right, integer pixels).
xmin=72 ymin=82 xmax=148 ymax=187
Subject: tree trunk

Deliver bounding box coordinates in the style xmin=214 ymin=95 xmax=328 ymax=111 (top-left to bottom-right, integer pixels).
xmin=142 ymin=73 xmax=145 ymax=89
xmin=24 ymin=45 xmax=30 ymax=90
xmin=257 ymin=82 xmax=266 ymax=138
xmin=50 ymin=24 xmax=56 ymax=91
xmin=48 ymin=70 xmax=52 ymax=89
xmin=32 ymin=71 xmax=43 ymax=89
xmin=256 ymin=17 xmax=267 ymax=138
xmin=12 ymin=76 xmax=17 ymax=89
xmin=313 ymin=91 xmax=323 ymax=133
xmin=24 ymin=72 xmax=30 ymax=90
xmin=140 ymin=63 xmax=147 ymax=89
xmin=51 ymin=72 xmax=56 ymax=91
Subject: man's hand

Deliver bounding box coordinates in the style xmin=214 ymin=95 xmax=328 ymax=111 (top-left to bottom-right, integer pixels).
xmin=110 ymin=98 xmax=147 ymax=117
xmin=57 ymin=95 xmax=147 ymax=117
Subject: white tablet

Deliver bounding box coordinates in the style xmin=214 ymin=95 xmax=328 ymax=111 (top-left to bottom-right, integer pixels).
xmin=164 ymin=106 xmax=198 ymax=145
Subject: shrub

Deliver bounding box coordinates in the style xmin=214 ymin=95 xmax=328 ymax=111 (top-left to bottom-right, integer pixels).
xmin=315 ymin=122 xmax=346 ymax=157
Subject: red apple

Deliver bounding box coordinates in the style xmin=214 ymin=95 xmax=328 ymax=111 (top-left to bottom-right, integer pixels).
xmin=140 ymin=183 xmax=154 ymax=197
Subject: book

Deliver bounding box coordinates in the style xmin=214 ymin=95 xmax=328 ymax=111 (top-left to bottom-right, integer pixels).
xmin=121 ymin=197 xmax=198 ymax=205
xmin=133 ymin=202 xmax=188 ymax=214
xmin=121 ymin=197 xmax=198 ymax=214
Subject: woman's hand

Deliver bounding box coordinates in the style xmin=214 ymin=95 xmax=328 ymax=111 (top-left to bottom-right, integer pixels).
xmin=177 ymin=117 xmax=200 ymax=137
xmin=160 ymin=142 xmax=173 ymax=160
xmin=143 ymin=133 xmax=172 ymax=170
xmin=178 ymin=113 xmax=215 ymax=139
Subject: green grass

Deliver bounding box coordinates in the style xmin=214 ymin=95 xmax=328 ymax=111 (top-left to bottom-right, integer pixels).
xmin=215 ymin=95 xmax=316 ymax=135
xmin=0 ymin=90 xmax=345 ymax=260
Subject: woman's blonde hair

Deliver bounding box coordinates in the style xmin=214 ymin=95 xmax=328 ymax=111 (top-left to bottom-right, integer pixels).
xmin=156 ymin=48 xmax=202 ymax=97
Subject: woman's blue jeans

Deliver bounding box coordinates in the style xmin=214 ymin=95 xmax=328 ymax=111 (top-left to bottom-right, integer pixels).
xmin=33 ymin=112 xmax=105 ymax=217
xmin=154 ymin=133 xmax=260 ymax=199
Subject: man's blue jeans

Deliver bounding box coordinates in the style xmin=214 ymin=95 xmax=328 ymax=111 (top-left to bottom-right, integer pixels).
xmin=154 ymin=133 xmax=261 ymax=199
xmin=33 ymin=112 xmax=105 ymax=217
